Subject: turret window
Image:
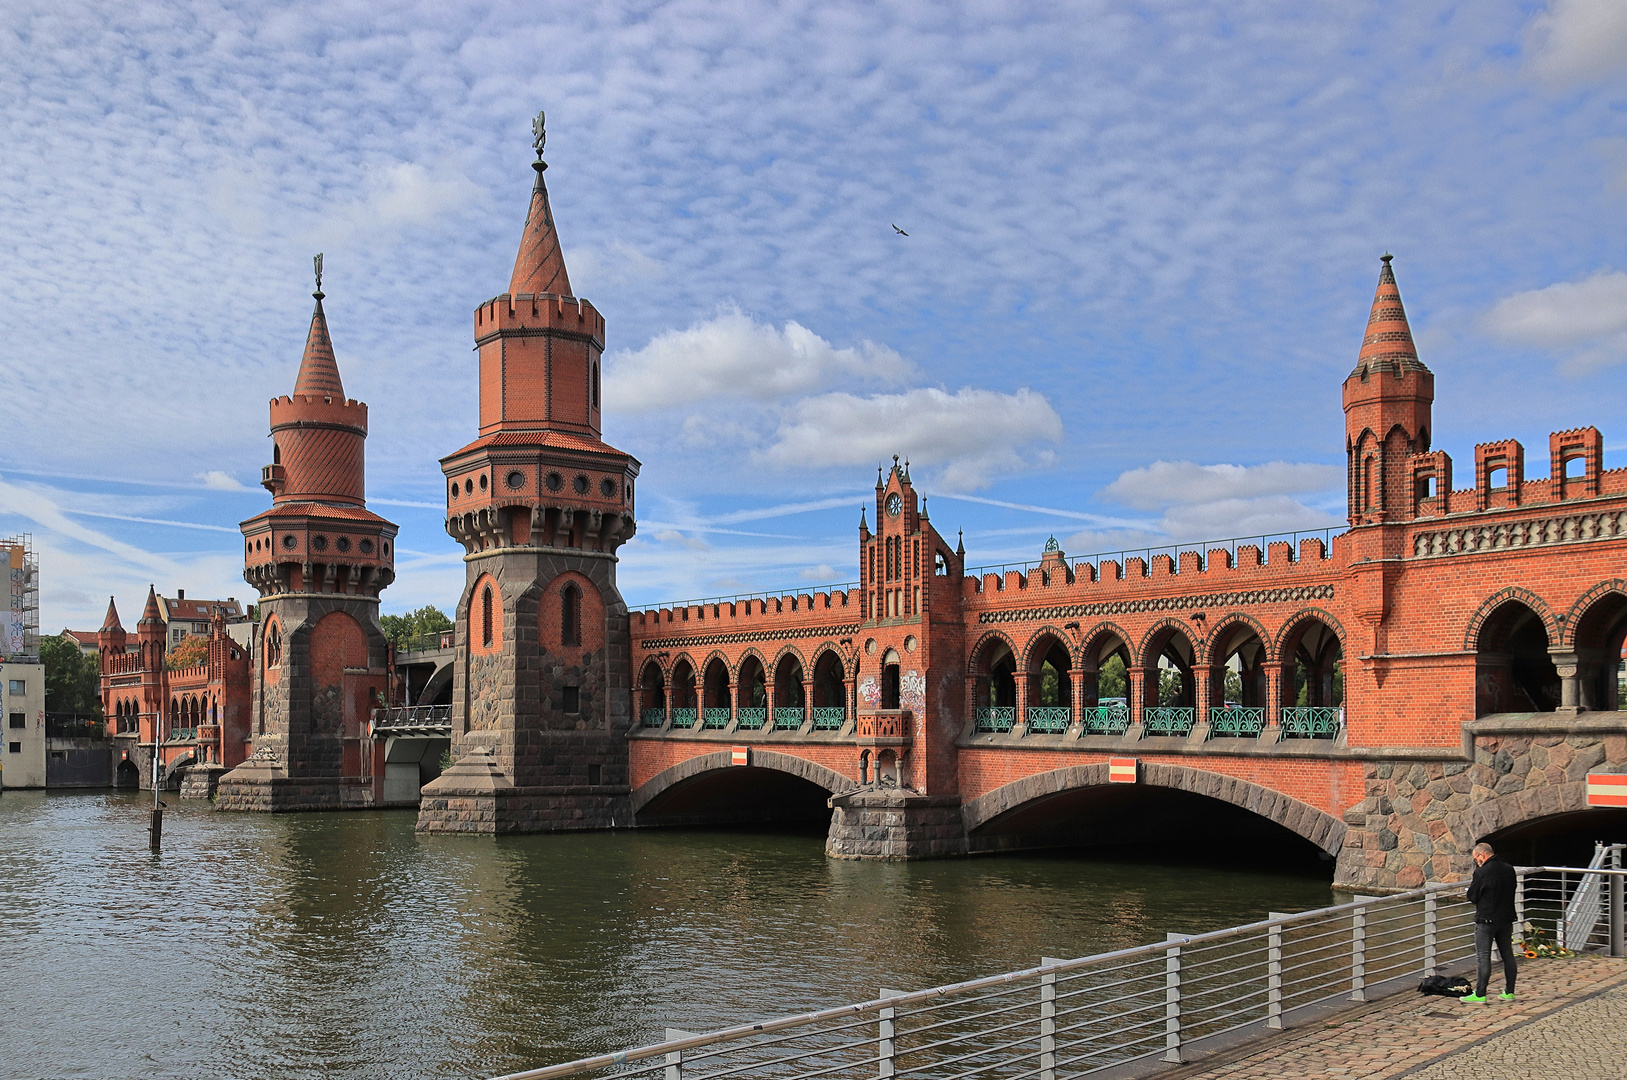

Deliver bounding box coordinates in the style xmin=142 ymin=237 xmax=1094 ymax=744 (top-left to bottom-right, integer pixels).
xmin=561 ymin=583 xmax=580 ymax=646
xmin=481 ymin=586 xmax=494 ymax=647
xmin=592 ymin=363 xmax=600 ymax=409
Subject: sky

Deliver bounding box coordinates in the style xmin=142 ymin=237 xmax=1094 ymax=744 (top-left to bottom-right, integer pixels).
xmin=3 ymin=0 xmax=1626 ymax=633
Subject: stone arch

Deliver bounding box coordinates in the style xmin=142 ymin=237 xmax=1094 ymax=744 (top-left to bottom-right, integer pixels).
xmin=631 ymin=749 xmax=858 ymax=814
xmin=1562 ymin=579 xmax=1627 ymax=651
xmin=960 ymin=762 xmax=1345 ymax=855
xmin=1276 ymin=608 xmax=1347 ymax=660
xmin=772 ymin=642 xmax=807 ymax=669
xmin=967 ymin=629 xmax=1017 ymax=675
xmin=1206 ymin=613 xmax=1276 ymax=664
xmin=1459 ymin=779 xmax=1593 ymax=853
xmin=1463 ymin=588 xmax=1558 ymax=652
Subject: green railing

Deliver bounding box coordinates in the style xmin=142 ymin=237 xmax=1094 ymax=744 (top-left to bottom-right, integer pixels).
xmin=1143 ymin=706 xmax=1195 ymax=737
xmin=670 ymin=708 xmax=698 ymax=728
xmin=1209 ymin=706 xmax=1265 ymax=738
xmin=641 ymin=708 xmax=666 ymax=728
xmin=811 ymin=707 xmax=846 ymax=730
xmin=773 ymin=707 xmax=805 ymax=730
xmin=166 ymin=728 xmax=198 ymax=742
xmin=1280 ymin=706 xmax=1341 ymax=738
xmin=1081 ymin=703 xmax=1130 ymax=735
xmin=1025 ymin=706 xmax=1071 ymax=734
xmin=702 ymin=707 xmax=732 ymax=729
xmin=736 ymin=707 xmax=767 ymax=730
xmin=975 ymin=706 xmax=1016 ymax=733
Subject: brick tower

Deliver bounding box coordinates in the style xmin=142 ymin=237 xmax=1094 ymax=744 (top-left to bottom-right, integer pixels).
xmin=416 ymin=114 xmax=640 ymax=833
xmin=216 ymin=261 xmax=399 ymax=812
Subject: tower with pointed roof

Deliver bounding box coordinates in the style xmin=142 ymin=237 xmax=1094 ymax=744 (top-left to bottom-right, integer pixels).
xmin=217 ymin=263 xmax=399 ymax=813
xmin=416 ymin=114 xmax=640 ymax=834
xmin=1343 ymin=254 xmax=1434 ymax=527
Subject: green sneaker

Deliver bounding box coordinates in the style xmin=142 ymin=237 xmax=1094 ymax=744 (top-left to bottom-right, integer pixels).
xmin=1499 ymin=993 xmax=1515 ymax=1001
xmin=1460 ymin=994 xmax=1487 ymax=1003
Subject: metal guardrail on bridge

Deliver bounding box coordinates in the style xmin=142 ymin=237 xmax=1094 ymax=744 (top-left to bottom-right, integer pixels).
xmin=489 ymin=862 xmax=1627 ymax=1080
xmin=370 ymin=705 xmax=453 ymax=736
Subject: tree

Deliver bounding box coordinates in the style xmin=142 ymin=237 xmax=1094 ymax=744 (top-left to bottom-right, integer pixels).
xmin=39 ymin=634 xmax=102 ymax=716
xmin=1097 ymin=654 xmax=1127 ymax=700
xmin=381 ymin=604 xmax=454 ymax=647
xmin=166 ymin=636 xmax=209 ymax=670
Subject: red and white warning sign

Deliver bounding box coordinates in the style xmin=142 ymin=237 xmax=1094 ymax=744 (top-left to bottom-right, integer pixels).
xmin=1108 ymin=757 xmax=1137 ymax=784
xmin=1586 ymin=772 xmax=1627 ymax=807
xmin=731 ymin=746 xmax=751 ymax=767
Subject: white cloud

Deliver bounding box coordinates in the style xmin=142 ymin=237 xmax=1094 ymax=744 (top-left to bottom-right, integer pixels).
xmin=1525 ymin=0 xmax=1627 ymax=85
xmin=322 ymin=161 xmax=482 ymax=239
xmin=762 ymin=386 xmax=1063 ymax=492
xmin=1100 ymin=460 xmax=1344 ymax=511
xmin=1484 ymin=270 xmax=1627 ymax=371
xmin=605 ymin=309 xmax=914 ymax=413
xmin=196 ymin=470 xmax=252 ymax=491
xmin=566 ymin=242 xmax=665 ymax=293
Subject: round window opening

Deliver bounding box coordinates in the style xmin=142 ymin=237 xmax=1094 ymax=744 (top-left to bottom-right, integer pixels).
xmin=311 ymin=535 xmax=329 ymax=552
xmin=479 ymin=474 xmax=488 ymax=490
xmin=573 ymin=474 xmax=589 ymax=494
xmin=599 ymin=477 xmax=616 ymax=497
xmin=282 ymin=535 xmax=297 ymax=550
xmin=382 ymin=542 xmax=390 ymax=555
xmin=506 ymin=470 xmax=525 ymax=490
xmin=359 ymin=538 xmax=374 ymax=555
xmin=450 ymin=482 xmax=459 ymax=500
xmin=464 ymin=478 xmax=473 ymax=494
xmin=336 ymin=536 xmax=351 ymax=553
xmin=545 ymin=472 xmax=563 ymax=491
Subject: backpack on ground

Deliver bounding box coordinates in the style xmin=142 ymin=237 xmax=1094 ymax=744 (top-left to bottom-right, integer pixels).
xmin=1417 ymin=975 xmax=1473 ymax=997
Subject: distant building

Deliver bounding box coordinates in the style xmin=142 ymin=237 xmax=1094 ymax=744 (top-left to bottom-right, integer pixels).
xmin=1 ymin=660 xmax=46 ymax=789
xmin=60 ymin=628 xmax=105 ymax=657
xmin=158 ymin=591 xmax=250 ymax=648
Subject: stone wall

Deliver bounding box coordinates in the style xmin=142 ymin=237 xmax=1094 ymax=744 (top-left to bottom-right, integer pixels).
xmin=826 ymin=789 xmax=966 ymax=859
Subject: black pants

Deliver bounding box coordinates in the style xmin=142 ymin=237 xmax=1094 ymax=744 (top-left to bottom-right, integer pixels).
xmin=1475 ymin=922 xmax=1517 ymax=997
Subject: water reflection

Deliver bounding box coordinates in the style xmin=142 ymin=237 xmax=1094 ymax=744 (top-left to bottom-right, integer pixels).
xmin=0 ymin=793 xmax=1334 ymax=1080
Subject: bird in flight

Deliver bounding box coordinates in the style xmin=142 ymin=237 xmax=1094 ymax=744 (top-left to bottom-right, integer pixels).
xmin=892 ymin=224 xmax=908 ymax=236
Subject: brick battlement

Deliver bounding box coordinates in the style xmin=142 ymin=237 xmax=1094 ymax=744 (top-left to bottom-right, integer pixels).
xmin=268 ymin=394 xmax=368 ymax=432
xmin=632 ymin=589 xmax=861 ymax=641
xmin=105 ymin=652 xmax=146 ymax=675
xmin=475 ymin=292 xmax=605 ymax=347
xmin=962 ymin=537 xmax=1340 ymax=601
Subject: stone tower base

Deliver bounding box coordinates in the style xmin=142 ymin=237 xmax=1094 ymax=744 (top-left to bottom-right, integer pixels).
xmin=415 ymin=747 xmax=631 ymax=833
xmin=214 ymin=750 xmax=345 ymax=812
xmin=825 ymin=789 xmax=967 ymax=859
xmin=179 ymin=763 xmax=226 ymax=800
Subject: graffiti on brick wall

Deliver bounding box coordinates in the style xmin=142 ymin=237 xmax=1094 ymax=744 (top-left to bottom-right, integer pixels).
xmin=859 ymin=676 xmax=879 ymax=708
xmin=901 ymin=669 xmax=925 ymax=715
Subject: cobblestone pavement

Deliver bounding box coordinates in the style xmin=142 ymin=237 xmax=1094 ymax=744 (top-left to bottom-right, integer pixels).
xmin=1160 ymin=955 xmax=1627 ymax=1079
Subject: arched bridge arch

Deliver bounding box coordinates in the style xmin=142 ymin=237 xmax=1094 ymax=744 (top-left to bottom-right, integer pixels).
xmin=632 ymin=749 xmax=857 ymax=818
xmin=961 ymin=762 xmax=1346 ymax=856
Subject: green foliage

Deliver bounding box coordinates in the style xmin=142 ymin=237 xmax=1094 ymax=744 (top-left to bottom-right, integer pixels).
xmin=439 ymin=748 xmax=455 ymax=772
xmin=1039 ymin=662 xmax=1061 ymax=706
xmin=39 ymin=634 xmax=102 ymax=716
xmin=1222 ymin=667 xmax=1243 ymax=703
xmin=1097 ymin=654 xmax=1127 ymax=700
xmin=1157 ymin=667 xmax=1186 ymax=706
xmin=166 ymin=636 xmax=209 ymax=670
xmin=381 ymin=605 xmax=454 ymax=647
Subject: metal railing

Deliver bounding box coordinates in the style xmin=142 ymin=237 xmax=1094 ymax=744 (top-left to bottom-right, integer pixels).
xmin=773 ymin=707 xmax=806 ymax=730
xmin=1516 ymin=846 xmax=1627 ymax=957
xmin=975 ymin=706 xmax=1016 ymax=733
xmin=1142 ymin=706 xmax=1195 ymax=737
xmin=810 ymin=707 xmax=846 ymax=730
xmin=641 ymin=708 xmax=667 ymax=728
xmin=494 ymin=867 xmax=1627 ymax=1080
xmin=1025 ymin=707 xmax=1071 ymax=734
xmin=1209 ymin=706 xmax=1265 ymax=738
xmin=372 ymin=704 xmax=453 ymax=731
xmin=45 ymin=714 xmax=106 ymax=739
xmin=671 ymin=708 xmax=698 ymax=728
xmin=736 ymin=708 xmax=767 ymax=731
xmin=642 ymin=583 xmax=861 ymax=615
xmin=1080 ymin=703 xmax=1129 ymax=736
xmin=701 ymin=708 xmax=731 ymax=730
xmin=1279 ymin=706 xmax=1342 ymax=738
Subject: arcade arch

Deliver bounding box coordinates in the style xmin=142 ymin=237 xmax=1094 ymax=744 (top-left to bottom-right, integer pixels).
xmin=638 ymin=659 xmax=666 ymax=720
xmin=811 ymin=650 xmax=846 ymax=708
xmin=1473 ymin=597 xmax=1559 ymax=715
xmin=1568 ymin=582 xmax=1627 ymax=712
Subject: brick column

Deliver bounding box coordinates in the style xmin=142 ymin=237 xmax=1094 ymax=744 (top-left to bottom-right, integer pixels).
xmin=1192 ymin=663 xmax=1218 ymax=728
xmin=1129 ymin=666 xmax=1150 ymax=726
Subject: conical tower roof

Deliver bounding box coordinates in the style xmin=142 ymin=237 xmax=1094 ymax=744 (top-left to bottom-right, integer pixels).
xmin=138 ymin=585 xmax=164 ymax=628
xmin=509 ymin=163 xmax=573 ymax=298
xmin=1353 ymin=254 xmax=1429 ymax=377
xmin=101 ymin=596 xmax=123 ymax=632
xmin=292 ymin=293 xmax=346 ymax=399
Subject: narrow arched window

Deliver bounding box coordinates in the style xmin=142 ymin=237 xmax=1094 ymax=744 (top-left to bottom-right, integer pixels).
xmin=481 ymin=586 xmax=494 ymax=646
xmin=273 ymin=443 xmax=281 ymax=464
xmin=561 ymin=583 xmax=580 ymax=646
xmin=592 ymin=363 xmax=600 ymax=409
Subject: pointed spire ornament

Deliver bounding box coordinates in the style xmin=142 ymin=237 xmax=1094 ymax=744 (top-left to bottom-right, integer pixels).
xmin=1353 ymin=253 xmax=1427 ymax=378
xmin=101 ymin=596 xmax=123 ymax=632
xmin=293 ymin=255 xmax=345 ymax=399
xmin=509 ymin=109 xmax=572 ymax=298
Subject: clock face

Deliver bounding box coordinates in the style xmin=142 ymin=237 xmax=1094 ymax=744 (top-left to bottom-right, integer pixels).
xmin=885 ymin=493 xmax=902 ymax=517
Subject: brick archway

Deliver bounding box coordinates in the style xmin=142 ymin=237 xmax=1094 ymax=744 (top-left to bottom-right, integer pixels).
xmin=1463 ymin=587 xmax=1559 ymax=651
xmin=631 ymin=749 xmax=858 ymax=814
xmin=960 ymin=762 xmax=1346 ymax=854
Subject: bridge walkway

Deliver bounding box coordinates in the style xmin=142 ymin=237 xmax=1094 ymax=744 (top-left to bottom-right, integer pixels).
xmin=1157 ymin=954 xmax=1627 ymax=1080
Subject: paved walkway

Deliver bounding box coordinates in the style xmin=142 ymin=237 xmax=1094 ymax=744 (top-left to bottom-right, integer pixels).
xmin=1160 ymin=955 xmax=1627 ymax=1080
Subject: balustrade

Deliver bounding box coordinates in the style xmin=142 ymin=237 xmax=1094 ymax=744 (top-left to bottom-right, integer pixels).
xmin=702 ymin=707 xmax=732 ymax=730
xmin=1279 ymin=706 xmax=1341 ymax=738
xmin=671 ymin=707 xmax=699 ymax=728
xmin=1025 ymin=706 xmax=1071 ymax=734
xmin=1142 ymin=706 xmax=1195 ymax=737
xmin=641 ymin=708 xmax=666 ymax=728
xmin=974 ymin=706 xmax=1015 ymax=733
xmin=1081 ymin=702 xmax=1130 ymax=735
xmin=810 ymin=706 xmax=846 ymax=730
xmin=1209 ymin=706 xmax=1265 ymax=738
xmin=772 ymin=707 xmax=805 ymax=730
xmin=736 ymin=707 xmax=767 ymax=731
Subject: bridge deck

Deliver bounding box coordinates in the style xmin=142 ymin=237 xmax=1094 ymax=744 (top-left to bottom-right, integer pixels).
xmin=1157 ymin=954 xmax=1627 ymax=1080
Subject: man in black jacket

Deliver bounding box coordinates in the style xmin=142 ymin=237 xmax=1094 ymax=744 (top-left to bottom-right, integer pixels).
xmin=1464 ymin=841 xmax=1517 ymax=1003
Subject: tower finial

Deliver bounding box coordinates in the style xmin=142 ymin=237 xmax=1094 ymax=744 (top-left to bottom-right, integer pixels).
xmin=313 ymin=252 xmax=324 ymax=300
xmin=532 ymin=109 xmax=547 ymax=163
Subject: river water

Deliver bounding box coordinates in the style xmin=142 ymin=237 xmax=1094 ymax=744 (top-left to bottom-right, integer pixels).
xmin=0 ymin=791 xmax=1339 ymax=1080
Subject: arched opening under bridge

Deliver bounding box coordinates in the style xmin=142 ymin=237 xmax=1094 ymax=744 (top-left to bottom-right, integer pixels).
xmin=633 ymin=750 xmax=851 ymax=832
xmin=115 ymin=758 xmax=139 ymax=789
xmin=1480 ymin=808 xmax=1627 ymax=870
xmin=962 ymin=763 xmax=1338 ymax=873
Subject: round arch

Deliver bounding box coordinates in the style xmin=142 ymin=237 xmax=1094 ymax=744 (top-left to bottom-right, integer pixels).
xmin=1020 ymin=625 xmax=1077 ymax=670
xmin=1136 ymin=618 xmax=1201 ymax=667
xmin=960 ymin=762 xmax=1345 ymax=855
xmin=1276 ymin=607 xmax=1347 ymax=660
xmin=1562 ymin=579 xmax=1627 ymax=650
xmin=967 ymin=629 xmax=1018 ymax=675
xmin=771 ymin=643 xmax=808 ymax=670
xmin=1463 ymin=588 xmax=1558 ymax=652
xmin=631 ymin=749 xmax=858 ymax=815
xmin=731 ymin=647 xmax=767 ymax=680
xmin=1206 ymin=613 xmax=1276 ymax=664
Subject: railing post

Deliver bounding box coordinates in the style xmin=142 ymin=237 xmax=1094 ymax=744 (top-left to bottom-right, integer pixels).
xmin=1515 ymin=872 xmax=1526 ymax=945
xmin=878 ymin=988 xmax=903 ymax=1079
xmin=1423 ymin=892 xmax=1438 ymax=976
xmin=1266 ymin=914 xmax=1287 ymax=1029
xmin=1164 ymin=934 xmax=1184 ymax=1063
xmin=665 ymin=1028 xmax=695 ymax=1080
xmin=1040 ymin=958 xmax=1061 ymax=1080
xmin=1350 ymin=897 xmax=1376 ymax=1002
xmin=1612 ymin=847 xmax=1624 ymax=958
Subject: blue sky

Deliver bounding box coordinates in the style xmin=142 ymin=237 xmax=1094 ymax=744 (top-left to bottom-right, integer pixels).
xmin=3 ymin=0 xmax=1626 ymax=631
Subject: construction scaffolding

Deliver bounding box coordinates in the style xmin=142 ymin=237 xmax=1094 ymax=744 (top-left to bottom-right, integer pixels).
xmin=2 ymin=534 xmax=39 ymax=661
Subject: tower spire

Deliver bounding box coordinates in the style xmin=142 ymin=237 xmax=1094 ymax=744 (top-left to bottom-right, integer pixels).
xmin=101 ymin=595 xmax=122 ymax=632
xmin=1353 ymin=253 xmax=1427 ymax=378
xmin=509 ymin=109 xmax=572 ymax=298
xmin=139 ymin=585 xmax=163 ymax=628
xmin=292 ymin=253 xmax=345 ymax=399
